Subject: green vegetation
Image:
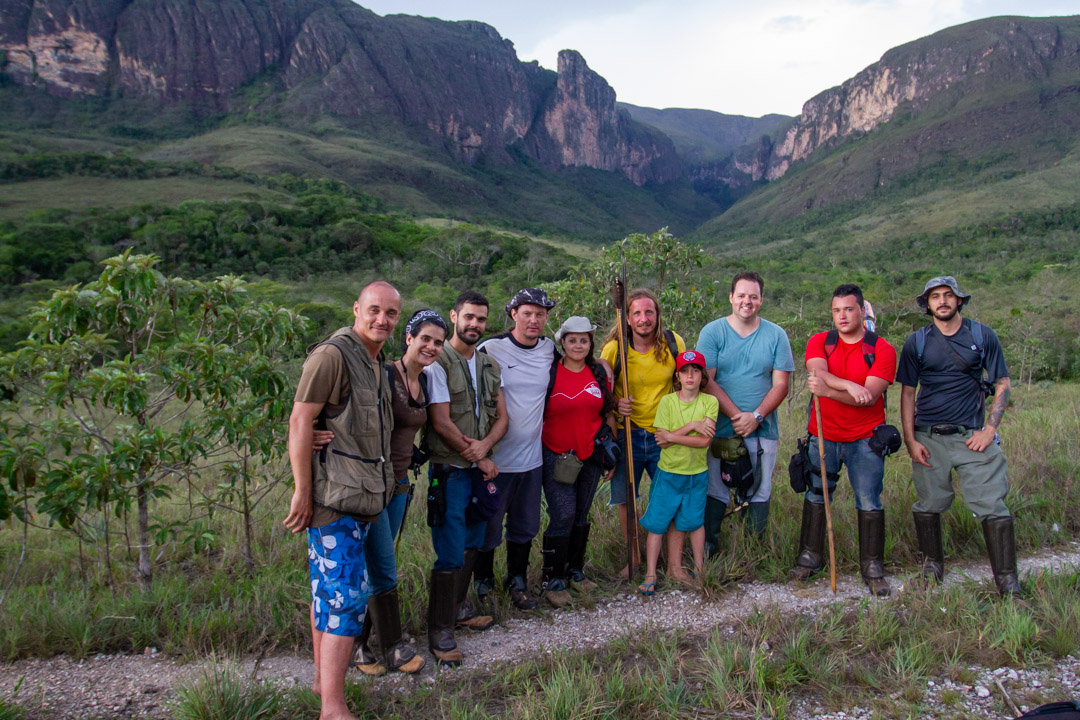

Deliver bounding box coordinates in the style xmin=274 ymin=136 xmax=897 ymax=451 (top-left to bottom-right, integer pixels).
xmin=165 ymin=569 xmax=1080 ymax=719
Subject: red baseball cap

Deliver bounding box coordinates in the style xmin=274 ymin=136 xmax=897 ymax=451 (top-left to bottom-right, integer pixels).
xmin=676 ymin=350 xmax=705 ymax=371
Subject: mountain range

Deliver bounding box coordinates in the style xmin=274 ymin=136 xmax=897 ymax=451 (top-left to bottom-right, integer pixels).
xmin=2 ymin=2 xmax=1080 ymax=241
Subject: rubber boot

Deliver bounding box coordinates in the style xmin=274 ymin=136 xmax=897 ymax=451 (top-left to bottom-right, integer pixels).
xmin=367 ymin=587 xmax=424 ymax=673
xmin=789 ymin=499 xmax=826 ymax=580
xmin=857 ymin=509 xmax=891 ymax=597
xmin=982 ymin=516 xmax=1022 ymax=598
xmin=455 ymin=549 xmax=494 ymax=631
xmin=567 ymin=523 xmax=597 ymax=592
xmin=505 ymin=541 xmax=537 ymax=610
xmin=704 ymin=497 xmax=726 ymax=559
xmin=540 ymin=535 xmax=573 ymax=608
xmin=472 ymin=548 xmax=496 ymax=616
xmin=350 ymin=611 xmax=385 ymax=676
xmin=427 ymin=569 xmax=462 ymax=666
xmin=745 ymin=500 xmax=770 ymax=536
xmin=912 ymin=512 xmax=945 ymax=583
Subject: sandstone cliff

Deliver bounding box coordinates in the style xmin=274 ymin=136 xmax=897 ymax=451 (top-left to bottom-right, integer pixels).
xmin=0 ymin=0 xmax=680 ymax=184
xmin=751 ymin=16 xmax=1080 ymax=182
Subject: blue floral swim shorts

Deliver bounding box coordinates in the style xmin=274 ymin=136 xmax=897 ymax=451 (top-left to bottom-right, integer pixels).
xmin=308 ymin=515 xmax=370 ymax=637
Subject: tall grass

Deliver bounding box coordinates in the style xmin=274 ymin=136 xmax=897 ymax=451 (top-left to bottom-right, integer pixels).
xmin=0 ymin=385 xmax=1076 ymax=661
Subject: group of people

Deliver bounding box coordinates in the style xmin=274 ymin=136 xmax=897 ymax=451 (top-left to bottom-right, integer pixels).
xmin=286 ymin=271 xmax=1019 ymax=719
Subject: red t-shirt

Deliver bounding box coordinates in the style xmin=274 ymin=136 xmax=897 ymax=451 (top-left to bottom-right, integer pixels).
xmin=542 ymin=363 xmax=608 ymax=460
xmin=805 ymin=332 xmax=897 ymax=442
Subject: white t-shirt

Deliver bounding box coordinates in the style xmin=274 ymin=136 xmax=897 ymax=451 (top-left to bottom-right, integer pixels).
xmin=425 ymin=353 xmax=479 ymax=414
xmin=477 ymin=332 xmax=556 ymax=473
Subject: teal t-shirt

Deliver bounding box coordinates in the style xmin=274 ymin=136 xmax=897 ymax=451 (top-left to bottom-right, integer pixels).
xmin=654 ymin=391 xmax=719 ymax=475
xmin=695 ymin=317 xmax=795 ymax=440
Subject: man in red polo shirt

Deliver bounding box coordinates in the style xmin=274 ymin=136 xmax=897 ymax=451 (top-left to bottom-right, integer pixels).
xmin=789 ymin=284 xmax=897 ymax=596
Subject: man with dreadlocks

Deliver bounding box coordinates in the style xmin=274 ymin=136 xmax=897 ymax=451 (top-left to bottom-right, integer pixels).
xmin=600 ymin=288 xmax=686 ymax=578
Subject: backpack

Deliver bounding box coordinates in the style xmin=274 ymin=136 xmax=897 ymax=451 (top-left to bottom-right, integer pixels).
xmin=913 ymin=317 xmax=995 ymax=397
xmin=806 ymin=329 xmax=881 ymax=414
xmin=1016 ymin=701 xmax=1080 ymax=719
xmin=612 ymin=328 xmax=679 ymax=383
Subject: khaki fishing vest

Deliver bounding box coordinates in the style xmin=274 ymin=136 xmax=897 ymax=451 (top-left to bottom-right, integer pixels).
xmin=425 ymin=343 xmax=501 ymax=466
xmin=310 ymin=327 xmax=394 ymax=520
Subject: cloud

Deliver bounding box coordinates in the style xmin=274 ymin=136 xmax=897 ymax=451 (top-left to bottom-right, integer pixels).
xmin=766 ymin=15 xmax=812 ymax=32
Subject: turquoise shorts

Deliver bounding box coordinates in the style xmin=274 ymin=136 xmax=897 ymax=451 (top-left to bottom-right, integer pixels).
xmin=640 ymin=468 xmax=709 ymax=534
xmin=308 ymin=515 xmax=370 ymax=637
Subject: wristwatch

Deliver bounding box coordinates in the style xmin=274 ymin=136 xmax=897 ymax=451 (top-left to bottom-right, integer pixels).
xmin=752 ymin=411 xmax=764 ymax=424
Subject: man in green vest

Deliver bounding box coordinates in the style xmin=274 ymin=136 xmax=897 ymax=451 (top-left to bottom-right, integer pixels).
xmin=423 ymin=290 xmax=509 ymax=666
xmin=286 ymin=280 xmax=400 ymax=720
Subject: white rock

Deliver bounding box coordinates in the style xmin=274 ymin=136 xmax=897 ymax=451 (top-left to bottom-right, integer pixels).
xmin=975 ymin=686 xmax=991 ymax=698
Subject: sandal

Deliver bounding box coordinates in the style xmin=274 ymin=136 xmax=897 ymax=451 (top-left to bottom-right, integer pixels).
xmin=637 ymin=577 xmax=657 ymax=596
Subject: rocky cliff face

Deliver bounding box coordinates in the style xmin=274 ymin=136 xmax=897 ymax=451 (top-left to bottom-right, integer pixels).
xmin=0 ymin=0 xmax=679 ymax=184
xmin=752 ymin=17 xmax=1080 ymax=181
xmin=530 ymin=51 xmax=679 ymax=185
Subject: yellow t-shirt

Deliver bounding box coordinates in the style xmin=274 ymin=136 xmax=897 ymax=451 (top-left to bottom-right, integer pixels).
xmin=601 ymin=332 xmax=685 ymax=432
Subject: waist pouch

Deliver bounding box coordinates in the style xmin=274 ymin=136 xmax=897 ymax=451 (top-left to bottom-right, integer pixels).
xmin=711 ymin=436 xmax=757 ymax=504
xmin=553 ymin=451 xmax=583 ymax=485
xmin=593 ymin=423 xmax=622 ymax=472
xmin=868 ymin=424 xmax=902 ymax=457
xmin=788 ymin=435 xmax=812 ymax=494
xmin=427 ymin=464 xmax=448 ymax=527
xmin=466 ymin=472 xmax=500 ymax=523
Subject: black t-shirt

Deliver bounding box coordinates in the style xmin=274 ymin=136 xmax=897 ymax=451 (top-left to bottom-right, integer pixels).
xmin=897 ymin=320 xmax=1008 ymax=428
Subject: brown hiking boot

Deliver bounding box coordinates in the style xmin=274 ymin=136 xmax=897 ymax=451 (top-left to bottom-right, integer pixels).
xmin=858 ymin=509 xmax=891 ymax=597
xmin=456 ymin=598 xmax=495 ymax=631
xmin=913 ymin=512 xmax=945 ymax=584
xmin=789 ymin=498 xmax=826 ymax=581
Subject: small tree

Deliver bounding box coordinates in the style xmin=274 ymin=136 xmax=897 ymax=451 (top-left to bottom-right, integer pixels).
xmin=541 ymin=228 xmax=721 ymax=339
xmin=0 ymin=252 xmax=308 ymax=588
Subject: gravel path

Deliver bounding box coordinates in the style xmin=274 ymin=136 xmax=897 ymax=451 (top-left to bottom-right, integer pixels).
xmin=3 ymin=544 xmax=1079 ymax=719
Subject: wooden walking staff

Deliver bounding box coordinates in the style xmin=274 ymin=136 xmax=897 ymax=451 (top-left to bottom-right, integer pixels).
xmin=611 ymin=261 xmax=639 ymax=578
xmin=811 ymin=370 xmax=838 ymax=594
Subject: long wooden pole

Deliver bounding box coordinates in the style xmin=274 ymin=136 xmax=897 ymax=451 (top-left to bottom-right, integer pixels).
xmin=811 ymin=370 xmax=838 ymax=595
xmin=612 ymin=269 xmax=638 ymax=579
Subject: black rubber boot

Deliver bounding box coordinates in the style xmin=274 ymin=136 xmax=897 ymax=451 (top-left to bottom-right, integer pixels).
xmin=350 ymin=611 xmax=385 ymax=675
xmin=857 ymin=509 xmax=890 ymax=597
xmin=567 ymin=523 xmax=597 ymax=591
xmin=540 ymin=535 xmax=572 ymax=608
xmin=455 ymin=548 xmax=494 ymax=630
xmin=504 ymin=541 xmax=537 ymax=610
xmin=745 ymin=500 xmax=770 ymax=536
xmin=704 ymin=497 xmax=726 ymax=558
xmin=913 ymin=512 xmax=945 ymax=583
xmin=367 ymin=587 xmax=424 ymax=673
xmin=427 ymin=569 xmax=462 ymax=666
xmin=789 ymin=499 xmax=826 ymax=580
xmin=982 ymin=516 xmax=1022 ymax=598
xmin=472 ymin=547 xmax=496 ymax=614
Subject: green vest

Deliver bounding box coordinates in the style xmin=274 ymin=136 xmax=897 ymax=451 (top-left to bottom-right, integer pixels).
xmin=309 ymin=327 xmax=394 ymax=520
xmin=425 ymin=343 xmax=501 ymax=466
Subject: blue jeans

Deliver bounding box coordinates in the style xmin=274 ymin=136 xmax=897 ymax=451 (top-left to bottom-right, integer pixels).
xmin=609 ymin=427 xmax=661 ymax=506
xmin=364 ymin=477 xmax=412 ymax=595
xmin=431 ymin=468 xmax=487 ymax=571
xmin=805 ymin=436 xmax=884 ymax=511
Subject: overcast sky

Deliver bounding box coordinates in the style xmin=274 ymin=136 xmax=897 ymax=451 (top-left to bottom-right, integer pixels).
xmin=356 ymin=1 xmax=1075 ymax=117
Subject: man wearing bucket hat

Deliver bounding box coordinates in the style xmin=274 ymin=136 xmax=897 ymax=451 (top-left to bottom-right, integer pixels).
xmin=474 ymin=288 xmax=559 ymax=610
xmin=897 ymin=275 xmax=1019 ymax=596
xmin=790 ymin=284 xmax=898 ymax=597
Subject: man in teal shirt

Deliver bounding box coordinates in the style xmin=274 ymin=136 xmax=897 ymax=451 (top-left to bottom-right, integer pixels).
xmin=697 ymin=271 xmax=794 ymax=554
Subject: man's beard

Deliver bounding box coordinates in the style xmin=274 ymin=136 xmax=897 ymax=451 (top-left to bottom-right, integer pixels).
xmin=934 ymin=307 xmax=958 ymax=321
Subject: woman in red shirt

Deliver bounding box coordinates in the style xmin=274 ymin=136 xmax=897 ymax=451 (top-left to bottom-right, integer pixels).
xmin=540 ymin=316 xmax=616 ymax=607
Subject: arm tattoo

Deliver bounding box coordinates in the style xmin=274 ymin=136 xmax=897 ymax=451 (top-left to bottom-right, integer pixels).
xmin=987 ymin=379 xmax=1010 ymax=430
